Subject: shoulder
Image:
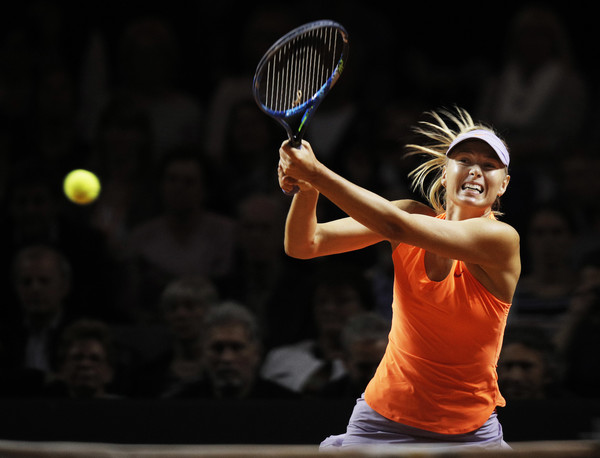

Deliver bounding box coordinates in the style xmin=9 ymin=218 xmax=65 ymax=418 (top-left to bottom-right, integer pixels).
xmin=391 ymin=199 xmax=436 ymax=217
xmin=461 ymin=217 xmax=521 ymax=263
xmin=479 ymin=217 xmax=520 ymax=245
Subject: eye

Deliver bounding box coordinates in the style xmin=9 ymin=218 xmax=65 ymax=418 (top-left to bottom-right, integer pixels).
xmin=484 ymin=161 xmax=502 ymax=170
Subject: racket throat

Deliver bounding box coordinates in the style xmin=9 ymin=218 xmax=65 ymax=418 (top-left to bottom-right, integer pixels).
xmin=287 ymin=104 xmax=318 ymax=148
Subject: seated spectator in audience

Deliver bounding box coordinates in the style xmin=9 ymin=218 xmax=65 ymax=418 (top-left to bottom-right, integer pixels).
xmin=165 ymin=302 xmax=296 ymax=399
xmin=114 ymin=17 xmax=203 ymax=160
xmin=0 ymin=160 xmax=119 ymax=323
xmin=44 ymin=319 xmax=121 ymax=399
xmin=260 ymin=261 xmax=375 ymax=396
xmin=86 ymin=94 xmax=158 ymax=263
xmin=316 ymin=312 xmax=389 ymax=399
xmin=0 ymin=244 xmax=77 ymax=396
xmin=555 ymin=150 xmax=600 ymax=265
xmin=218 ymin=192 xmax=314 ymax=351
xmin=497 ymin=325 xmax=566 ymax=401
xmin=511 ymin=204 xmax=577 ymax=331
xmin=476 ymin=4 xmax=588 ymax=201
xmin=135 ymin=275 xmax=220 ymax=398
xmin=125 ymin=147 xmax=236 ymax=322
xmin=211 ymin=100 xmax=282 ymax=212
xmin=554 ymin=249 xmax=600 ymax=398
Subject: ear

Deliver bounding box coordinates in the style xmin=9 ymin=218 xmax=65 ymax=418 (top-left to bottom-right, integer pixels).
xmin=497 ymin=174 xmax=511 ymax=197
xmin=441 ymin=167 xmax=447 ymax=188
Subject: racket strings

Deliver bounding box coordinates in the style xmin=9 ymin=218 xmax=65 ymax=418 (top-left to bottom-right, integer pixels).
xmin=262 ymin=26 xmax=341 ymax=113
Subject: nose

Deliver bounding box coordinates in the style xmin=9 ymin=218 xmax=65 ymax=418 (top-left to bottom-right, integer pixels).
xmin=218 ymin=346 xmax=239 ymax=364
xmin=469 ymin=164 xmax=482 ymax=177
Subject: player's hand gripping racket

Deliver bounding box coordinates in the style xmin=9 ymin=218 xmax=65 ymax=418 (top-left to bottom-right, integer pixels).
xmin=253 ymin=20 xmax=349 ymax=195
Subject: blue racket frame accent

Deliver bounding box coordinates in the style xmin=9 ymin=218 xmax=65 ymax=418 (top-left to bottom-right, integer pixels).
xmin=253 ymin=20 xmax=349 ymax=148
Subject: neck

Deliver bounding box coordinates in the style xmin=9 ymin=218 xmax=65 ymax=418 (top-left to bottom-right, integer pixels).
xmin=27 ymin=310 xmax=60 ymax=333
xmin=444 ymin=202 xmax=491 ymax=221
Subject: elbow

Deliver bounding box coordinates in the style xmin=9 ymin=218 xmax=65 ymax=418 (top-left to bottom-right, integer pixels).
xmin=378 ymin=220 xmax=406 ymax=243
xmin=284 ymin=241 xmax=316 ymax=260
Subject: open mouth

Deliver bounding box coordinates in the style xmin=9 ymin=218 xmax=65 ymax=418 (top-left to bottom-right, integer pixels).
xmin=462 ymin=183 xmax=483 ymax=193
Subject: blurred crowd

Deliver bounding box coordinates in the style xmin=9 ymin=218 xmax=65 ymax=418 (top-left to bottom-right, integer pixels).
xmin=0 ymin=1 xmax=599 ymax=405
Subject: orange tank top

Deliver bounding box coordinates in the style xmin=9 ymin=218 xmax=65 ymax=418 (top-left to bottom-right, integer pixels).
xmin=364 ymin=213 xmax=511 ymax=434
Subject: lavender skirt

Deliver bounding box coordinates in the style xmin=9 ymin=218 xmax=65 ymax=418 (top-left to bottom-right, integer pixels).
xmin=320 ymin=395 xmax=511 ymax=452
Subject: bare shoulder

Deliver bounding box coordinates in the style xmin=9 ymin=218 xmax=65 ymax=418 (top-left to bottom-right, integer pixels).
xmin=480 ymin=217 xmax=520 ymax=243
xmin=391 ymin=199 xmax=436 ymax=216
xmin=467 ymin=217 xmax=521 ymax=272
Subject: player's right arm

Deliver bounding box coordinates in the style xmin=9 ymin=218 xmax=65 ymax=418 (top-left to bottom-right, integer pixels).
xmin=283 ymin=184 xmax=434 ymax=259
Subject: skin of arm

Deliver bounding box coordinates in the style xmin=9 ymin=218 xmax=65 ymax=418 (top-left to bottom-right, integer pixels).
xmin=283 ymin=185 xmax=434 ymax=259
xmin=279 ymin=140 xmax=521 ymax=301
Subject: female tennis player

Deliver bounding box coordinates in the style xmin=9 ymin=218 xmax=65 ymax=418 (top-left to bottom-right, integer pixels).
xmin=278 ymin=107 xmax=520 ymax=451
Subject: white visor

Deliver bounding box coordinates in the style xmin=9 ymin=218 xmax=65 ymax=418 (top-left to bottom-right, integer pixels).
xmin=446 ymin=129 xmax=510 ymax=167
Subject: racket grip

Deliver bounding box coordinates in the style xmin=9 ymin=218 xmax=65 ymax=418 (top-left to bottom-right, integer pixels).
xmin=282 ymin=185 xmax=300 ymax=196
xmin=282 ymin=136 xmax=301 ymax=195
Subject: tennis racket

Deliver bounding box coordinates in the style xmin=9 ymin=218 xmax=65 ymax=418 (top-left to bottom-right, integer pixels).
xmin=253 ymin=20 xmax=349 ymax=195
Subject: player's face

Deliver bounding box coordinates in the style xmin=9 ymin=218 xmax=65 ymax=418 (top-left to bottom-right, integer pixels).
xmin=443 ymin=140 xmax=510 ymax=212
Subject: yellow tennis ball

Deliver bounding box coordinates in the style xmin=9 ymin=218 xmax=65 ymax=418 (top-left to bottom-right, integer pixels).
xmin=63 ymin=169 xmax=101 ymax=205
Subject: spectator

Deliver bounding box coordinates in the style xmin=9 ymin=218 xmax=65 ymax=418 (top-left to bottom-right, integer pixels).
xmin=511 ymin=204 xmax=577 ymax=331
xmin=0 ymin=244 xmax=76 ymax=396
xmin=135 ymin=275 xmax=220 ymax=398
xmin=114 ymin=16 xmax=203 ymax=161
xmin=317 ymin=312 xmax=389 ymax=399
xmin=476 ymin=4 xmax=589 ymax=224
xmin=3 ymin=244 xmax=74 ymax=373
xmin=44 ymin=319 xmax=121 ymax=399
xmin=87 ymin=94 xmax=158 ymax=261
xmin=260 ymin=260 xmax=374 ymax=396
xmin=218 ymin=192 xmax=314 ymax=350
xmin=555 ymin=149 xmax=600 ymax=264
xmin=203 ymin=5 xmax=295 ymax=165
xmin=210 ymin=99 xmax=282 ymax=214
xmin=497 ymin=325 xmax=565 ymax=401
xmin=554 ymin=249 xmax=600 ymax=397
xmin=477 ymin=5 xmax=588 ymax=168
xmin=166 ymin=302 xmax=296 ymax=399
xmin=125 ymin=147 xmax=236 ymax=322
xmin=0 ymin=159 xmax=119 ymax=323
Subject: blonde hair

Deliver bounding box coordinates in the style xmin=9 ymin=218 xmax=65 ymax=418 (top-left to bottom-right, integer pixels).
xmin=405 ymin=107 xmax=506 ymax=215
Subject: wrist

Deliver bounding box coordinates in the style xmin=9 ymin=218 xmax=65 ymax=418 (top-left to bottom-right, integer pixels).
xmin=309 ymin=160 xmax=328 ymax=189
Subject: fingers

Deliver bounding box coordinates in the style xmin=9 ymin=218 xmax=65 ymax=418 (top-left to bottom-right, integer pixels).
xmin=278 ymin=164 xmax=298 ymax=194
xmin=280 ymin=139 xmax=312 ymax=153
xmin=279 ymin=138 xmax=317 ymax=188
xmin=278 ymin=162 xmax=313 ymax=195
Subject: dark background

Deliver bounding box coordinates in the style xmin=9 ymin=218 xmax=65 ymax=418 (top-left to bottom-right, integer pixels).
xmin=1 ymin=0 xmax=599 ymax=447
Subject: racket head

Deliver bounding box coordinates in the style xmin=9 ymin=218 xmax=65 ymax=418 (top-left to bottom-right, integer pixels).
xmin=252 ymin=20 xmax=349 ymax=147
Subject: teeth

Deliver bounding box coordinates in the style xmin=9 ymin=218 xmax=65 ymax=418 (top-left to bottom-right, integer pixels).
xmin=463 ymin=183 xmax=483 ymax=193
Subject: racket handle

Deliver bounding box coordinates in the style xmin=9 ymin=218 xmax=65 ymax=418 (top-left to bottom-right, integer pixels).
xmin=281 ymin=136 xmax=301 ymax=195
xmin=289 ymin=137 xmax=302 ymax=149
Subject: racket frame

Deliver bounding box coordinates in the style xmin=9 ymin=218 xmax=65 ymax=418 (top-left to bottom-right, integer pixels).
xmin=252 ymin=19 xmax=349 ymax=148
